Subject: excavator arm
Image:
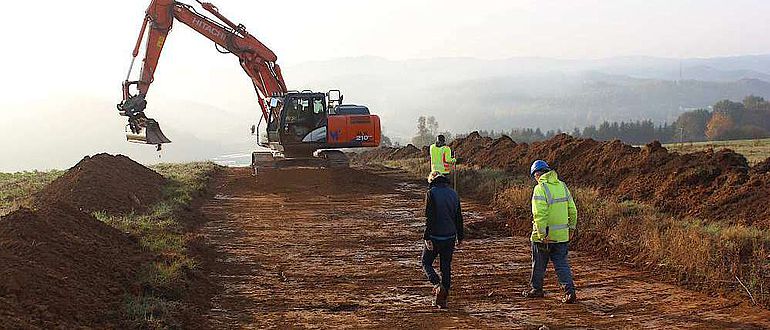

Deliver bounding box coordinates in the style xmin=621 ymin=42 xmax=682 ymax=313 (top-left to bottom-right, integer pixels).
xmin=118 ymin=0 xmax=287 ymax=147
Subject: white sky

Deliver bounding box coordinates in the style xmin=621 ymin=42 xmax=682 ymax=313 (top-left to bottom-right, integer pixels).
xmin=1 ymin=0 xmax=769 ymax=105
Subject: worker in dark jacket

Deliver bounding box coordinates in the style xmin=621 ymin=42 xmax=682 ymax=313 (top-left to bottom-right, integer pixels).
xmin=422 ymin=171 xmax=464 ymax=309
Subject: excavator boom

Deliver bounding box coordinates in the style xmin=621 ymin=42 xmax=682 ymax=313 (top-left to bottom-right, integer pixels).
xmin=118 ymin=0 xmax=286 ymax=147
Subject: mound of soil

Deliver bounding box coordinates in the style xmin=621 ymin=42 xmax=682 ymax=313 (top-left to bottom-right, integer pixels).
xmin=391 ymin=144 xmax=422 ymax=160
xmin=0 ymin=203 xmax=145 ymax=328
xmin=752 ymin=157 xmax=770 ymax=175
xmin=351 ymin=144 xmax=423 ymax=164
xmin=356 ymin=133 xmax=770 ymax=227
xmin=37 ymin=153 xmax=165 ymax=215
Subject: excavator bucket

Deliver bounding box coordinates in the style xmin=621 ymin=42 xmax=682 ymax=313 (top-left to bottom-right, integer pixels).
xmin=126 ymin=118 xmax=171 ymax=145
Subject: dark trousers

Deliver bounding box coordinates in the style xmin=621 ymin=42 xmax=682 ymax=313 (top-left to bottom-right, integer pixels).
xmin=530 ymin=242 xmax=575 ymax=294
xmin=421 ymin=239 xmax=455 ymax=290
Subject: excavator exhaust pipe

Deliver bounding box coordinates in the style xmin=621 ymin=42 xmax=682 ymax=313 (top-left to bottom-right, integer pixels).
xmin=126 ymin=118 xmax=171 ymax=146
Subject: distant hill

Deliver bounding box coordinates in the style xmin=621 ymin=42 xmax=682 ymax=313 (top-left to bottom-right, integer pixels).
xmin=282 ymin=55 xmax=770 ymax=138
xmin=4 ymin=54 xmax=769 ymax=171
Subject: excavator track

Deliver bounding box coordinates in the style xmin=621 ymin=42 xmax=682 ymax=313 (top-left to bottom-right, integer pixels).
xmin=251 ymin=150 xmax=350 ymax=175
xmin=318 ymin=150 xmax=350 ymax=168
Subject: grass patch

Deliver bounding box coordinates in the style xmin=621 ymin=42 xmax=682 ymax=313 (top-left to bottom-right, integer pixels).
xmin=383 ymin=158 xmax=431 ymax=179
xmin=124 ymin=295 xmax=182 ymax=329
xmin=0 ymin=170 xmax=63 ymax=216
xmin=665 ymin=138 xmax=770 ymax=165
xmin=382 ymin=158 xmax=522 ymax=201
xmin=94 ymin=161 xmax=219 ymax=327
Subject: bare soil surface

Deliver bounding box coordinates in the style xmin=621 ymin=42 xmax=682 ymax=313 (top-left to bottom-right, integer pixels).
xmin=0 ymin=203 xmax=145 ymax=328
xmin=199 ymin=166 xmax=770 ymax=329
xmin=0 ymin=153 xmax=163 ymax=328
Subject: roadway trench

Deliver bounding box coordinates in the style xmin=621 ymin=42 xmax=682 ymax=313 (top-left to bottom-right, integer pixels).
xmin=197 ymin=166 xmax=770 ymax=329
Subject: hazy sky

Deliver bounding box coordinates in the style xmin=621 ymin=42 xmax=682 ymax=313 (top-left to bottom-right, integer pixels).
xmin=1 ymin=0 xmax=768 ymax=171
xmin=2 ymin=0 xmax=769 ymax=104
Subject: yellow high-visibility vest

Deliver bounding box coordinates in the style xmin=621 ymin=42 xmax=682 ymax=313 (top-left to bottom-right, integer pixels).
xmin=430 ymin=144 xmax=456 ymax=174
xmin=531 ymin=170 xmax=578 ymax=243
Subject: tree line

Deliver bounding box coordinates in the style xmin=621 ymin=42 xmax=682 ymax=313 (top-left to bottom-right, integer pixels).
xmin=402 ymin=95 xmax=770 ymax=147
xmin=443 ymin=95 xmax=770 ymax=145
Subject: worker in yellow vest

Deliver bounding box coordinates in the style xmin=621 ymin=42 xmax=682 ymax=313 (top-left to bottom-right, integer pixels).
xmin=429 ymin=135 xmax=456 ymax=175
xmin=522 ymin=160 xmax=578 ymax=304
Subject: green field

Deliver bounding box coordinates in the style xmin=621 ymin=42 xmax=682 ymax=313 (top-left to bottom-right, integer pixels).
xmin=0 ymin=170 xmax=63 ymax=217
xmin=664 ymin=138 xmax=770 ymax=165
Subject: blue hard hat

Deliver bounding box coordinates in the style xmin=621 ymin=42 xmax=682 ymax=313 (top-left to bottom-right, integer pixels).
xmin=530 ymin=160 xmax=551 ymax=177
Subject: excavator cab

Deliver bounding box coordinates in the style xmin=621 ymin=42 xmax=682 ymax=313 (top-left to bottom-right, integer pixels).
xmin=280 ymin=91 xmax=328 ymax=144
xmin=265 ymin=90 xmax=381 ymax=157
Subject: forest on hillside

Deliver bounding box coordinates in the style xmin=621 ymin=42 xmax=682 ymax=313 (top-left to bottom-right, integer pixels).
xmin=401 ymin=96 xmax=770 ymax=146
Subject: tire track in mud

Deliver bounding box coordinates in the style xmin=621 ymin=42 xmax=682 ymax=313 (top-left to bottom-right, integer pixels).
xmin=199 ymin=167 xmax=770 ymax=329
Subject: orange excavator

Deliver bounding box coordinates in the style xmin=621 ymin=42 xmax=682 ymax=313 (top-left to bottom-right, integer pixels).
xmin=118 ymin=0 xmax=381 ymax=167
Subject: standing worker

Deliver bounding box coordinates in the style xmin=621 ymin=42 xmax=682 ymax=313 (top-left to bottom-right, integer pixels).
xmin=522 ymin=160 xmax=578 ymax=304
xmin=422 ymin=171 xmax=464 ymax=309
xmin=430 ymin=135 xmax=457 ymax=176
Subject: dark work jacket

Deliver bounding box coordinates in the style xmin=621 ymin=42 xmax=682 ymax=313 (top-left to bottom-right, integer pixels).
xmin=424 ymin=176 xmax=464 ymax=241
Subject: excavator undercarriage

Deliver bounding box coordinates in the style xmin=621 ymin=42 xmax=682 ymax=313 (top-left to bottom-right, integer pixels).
xmin=251 ymin=149 xmax=349 ymax=174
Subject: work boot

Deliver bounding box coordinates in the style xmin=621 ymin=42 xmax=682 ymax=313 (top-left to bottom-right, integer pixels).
xmin=562 ymin=292 xmax=577 ymax=304
xmin=436 ymin=285 xmax=449 ymax=309
xmin=522 ymin=289 xmax=545 ymax=298
xmin=431 ymin=285 xmax=441 ymax=307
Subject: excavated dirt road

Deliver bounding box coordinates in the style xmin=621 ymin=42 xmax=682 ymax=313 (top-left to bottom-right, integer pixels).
xmin=199 ymin=166 xmax=770 ymax=329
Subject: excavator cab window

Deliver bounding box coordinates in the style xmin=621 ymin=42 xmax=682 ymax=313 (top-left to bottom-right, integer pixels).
xmin=282 ymin=94 xmax=328 ymax=143
xmin=313 ymin=99 xmax=324 ymax=114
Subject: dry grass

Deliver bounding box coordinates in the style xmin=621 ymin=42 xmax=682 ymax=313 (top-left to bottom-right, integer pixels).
xmin=95 ymin=161 xmax=220 ymax=328
xmin=665 ymin=138 xmax=770 ymax=165
xmin=382 ymin=158 xmax=525 ymax=200
xmin=498 ymin=183 xmax=770 ymax=308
